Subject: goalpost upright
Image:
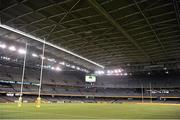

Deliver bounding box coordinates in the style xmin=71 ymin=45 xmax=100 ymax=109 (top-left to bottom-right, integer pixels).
xmin=36 ymin=39 xmax=45 ymax=108
xmin=18 ymin=43 xmax=28 ymax=107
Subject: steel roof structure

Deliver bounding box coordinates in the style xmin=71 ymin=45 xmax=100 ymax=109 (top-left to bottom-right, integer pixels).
xmin=0 ymin=0 xmax=180 ymax=71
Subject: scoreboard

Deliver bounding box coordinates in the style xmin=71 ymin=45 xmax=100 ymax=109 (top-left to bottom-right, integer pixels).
xmin=85 ymin=75 xmax=96 ymax=82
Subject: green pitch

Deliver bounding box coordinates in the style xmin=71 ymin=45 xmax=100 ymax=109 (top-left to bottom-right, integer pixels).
xmin=0 ymin=103 xmax=180 ymax=119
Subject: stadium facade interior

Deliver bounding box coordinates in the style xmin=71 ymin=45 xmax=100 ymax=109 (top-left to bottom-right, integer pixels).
xmin=0 ymin=0 xmax=180 ymax=105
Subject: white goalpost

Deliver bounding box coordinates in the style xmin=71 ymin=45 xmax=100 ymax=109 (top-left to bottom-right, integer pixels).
xmin=18 ymin=43 xmax=28 ymax=107
xmin=36 ymin=39 xmax=46 ymax=108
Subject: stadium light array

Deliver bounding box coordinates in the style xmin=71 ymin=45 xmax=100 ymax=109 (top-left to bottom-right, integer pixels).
xmin=59 ymin=61 xmax=65 ymax=65
xmin=0 ymin=43 xmax=7 ymax=49
xmin=18 ymin=48 xmax=26 ymax=54
xmin=0 ymin=41 xmax=89 ymax=73
xmin=95 ymin=70 xmax=105 ymax=75
xmin=95 ymin=68 xmax=127 ymax=76
xmin=47 ymin=58 xmax=56 ymax=63
xmin=0 ymin=24 xmax=104 ymax=68
xmin=0 ymin=56 xmax=10 ymax=61
xmin=9 ymin=46 xmax=16 ymax=51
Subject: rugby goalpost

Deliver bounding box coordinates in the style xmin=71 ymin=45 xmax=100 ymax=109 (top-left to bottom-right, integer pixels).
xmin=18 ymin=39 xmax=45 ymax=108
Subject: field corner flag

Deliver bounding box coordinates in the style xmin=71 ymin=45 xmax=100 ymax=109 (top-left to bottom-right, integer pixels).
xmin=36 ymin=97 xmax=41 ymax=108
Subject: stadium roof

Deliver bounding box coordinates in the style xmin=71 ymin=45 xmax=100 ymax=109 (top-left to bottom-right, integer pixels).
xmin=0 ymin=0 xmax=180 ymax=70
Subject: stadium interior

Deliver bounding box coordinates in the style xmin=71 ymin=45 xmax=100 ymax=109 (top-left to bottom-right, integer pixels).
xmin=0 ymin=0 xmax=180 ymax=119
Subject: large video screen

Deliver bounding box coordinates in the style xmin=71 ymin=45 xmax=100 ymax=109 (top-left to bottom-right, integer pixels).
xmin=85 ymin=75 xmax=96 ymax=82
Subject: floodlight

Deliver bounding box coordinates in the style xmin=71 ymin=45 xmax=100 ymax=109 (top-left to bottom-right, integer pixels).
xmin=95 ymin=70 xmax=104 ymax=75
xmin=18 ymin=48 xmax=26 ymax=54
xmin=101 ymin=71 xmax=105 ymax=74
xmin=114 ymin=70 xmax=118 ymax=73
xmin=55 ymin=67 xmax=61 ymax=71
xmin=51 ymin=67 xmax=55 ymax=70
xmin=107 ymin=70 xmax=111 ymax=74
xmin=95 ymin=71 xmax=99 ymax=74
xmin=0 ymin=44 xmax=6 ymax=49
xmin=163 ymin=67 xmax=167 ymax=70
xmin=47 ymin=58 xmax=56 ymax=62
xmin=76 ymin=67 xmax=80 ymax=70
xmin=59 ymin=62 xmax=65 ymax=65
xmin=2 ymin=56 xmax=10 ymax=60
xmin=32 ymin=53 xmax=38 ymax=57
xmin=71 ymin=65 xmax=75 ymax=69
xmin=9 ymin=46 xmax=16 ymax=51
xmin=124 ymin=73 xmax=128 ymax=76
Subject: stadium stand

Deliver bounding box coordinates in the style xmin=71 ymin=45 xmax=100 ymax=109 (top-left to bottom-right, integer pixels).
xmin=0 ymin=64 xmax=180 ymax=103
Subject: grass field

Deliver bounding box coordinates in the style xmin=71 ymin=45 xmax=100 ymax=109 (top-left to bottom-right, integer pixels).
xmin=0 ymin=103 xmax=180 ymax=119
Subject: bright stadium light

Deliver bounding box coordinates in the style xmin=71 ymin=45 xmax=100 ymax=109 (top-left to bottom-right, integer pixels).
xmin=95 ymin=70 xmax=104 ymax=75
xmin=1 ymin=56 xmax=7 ymax=60
xmin=100 ymin=71 xmax=105 ymax=74
xmin=0 ymin=43 xmax=7 ymax=49
xmin=76 ymin=66 xmax=80 ymax=70
xmin=163 ymin=67 xmax=167 ymax=70
xmin=71 ymin=65 xmax=75 ymax=69
xmin=18 ymin=48 xmax=26 ymax=54
xmin=107 ymin=70 xmax=111 ymax=74
xmin=32 ymin=53 xmax=38 ymax=57
xmin=0 ymin=24 xmax=104 ymax=68
xmin=114 ymin=70 xmax=118 ymax=73
xmin=55 ymin=67 xmax=61 ymax=71
xmin=123 ymin=73 xmax=128 ymax=76
xmin=118 ymin=69 xmax=122 ymax=72
xmin=51 ymin=67 xmax=55 ymax=70
xmin=9 ymin=46 xmax=16 ymax=51
xmin=47 ymin=58 xmax=56 ymax=62
xmin=59 ymin=62 xmax=65 ymax=65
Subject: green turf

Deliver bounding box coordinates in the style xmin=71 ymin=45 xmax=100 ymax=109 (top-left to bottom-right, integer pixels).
xmin=0 ymin=103 xmax=180 ymax=119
